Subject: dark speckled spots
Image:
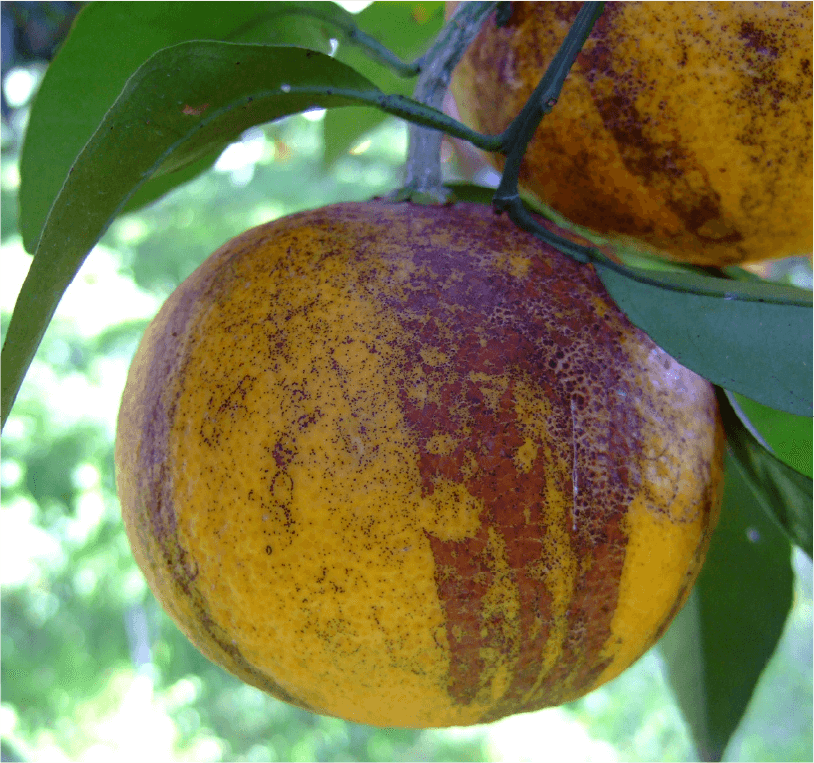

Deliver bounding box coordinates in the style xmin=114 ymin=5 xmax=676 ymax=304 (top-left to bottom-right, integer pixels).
xmin=368 ymin=206 xmax=644 ymax=715
xmin=451 ymin=1 xmax=812 ymax=264
xmin=739 ymin=20 xmax=781 ymax=59
xmin=118 ymin=201 xmax=723 ymax=726
xmin=574 ymin=5 xmax=737 ymax=244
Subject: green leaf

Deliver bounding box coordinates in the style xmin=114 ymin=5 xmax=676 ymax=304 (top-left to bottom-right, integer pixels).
xmin=593 ymin=260 xmax=813 ymax=417
xmin=323 ymin=107 xmax=395 ymax=166
xmin=727 ymin=391 xmax=813 ymax=479
xmin=18 ymin=0 xmax=355 ymax=254
xmin=718 ymin=389 xmax=813 ymax=556
xmin=2 ymin=42 xmax=384 ymax=428
xmin=355 ymin=1 xmax=444 ymax=65
xmin=324 ymin=1 xmax=444 ymax=164
xmin=659 ymin=449 xmax=794 ymax=761
xmin=118 ymin=152 xmax=223 ymax=218
xmin=722 ymin=264 xmax=771 ymax=283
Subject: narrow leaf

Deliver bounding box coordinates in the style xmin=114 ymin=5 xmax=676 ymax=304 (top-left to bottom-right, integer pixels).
xmin=19 ymin=0 xmax=356 ymax=253
xmin=323 ymin=106 xmax=394 ymax=166
xmin=119 ymin=152 xmax=222 ymax=218
xmin=594 ymin=259 xmax=812 ymax=416
xmin=659 ymin=449 xmax=794 ymax=760
xmin=2 ymin=42 xmax=384 ymax=427
xmin=719 ymin=389 xmax=813 ymax=556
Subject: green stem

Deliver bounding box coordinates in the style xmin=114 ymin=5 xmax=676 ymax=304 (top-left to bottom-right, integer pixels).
xmin=492 ymin=198 xmax=812 ymax=306
xmin=329 ymin=16 xmax=423 ymax=77
xmin=497 ymin=196 xmax=592 ymax=263
xmin=493 ymin=1 xmax=604 ymax=208
xmin=276 ymin=5 xmax=423 ymax=77
xmin=326 ymin=89 xmax=502 ymax=151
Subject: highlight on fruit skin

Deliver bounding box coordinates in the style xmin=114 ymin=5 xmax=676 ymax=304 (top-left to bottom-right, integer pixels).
xmin=115 ymin=200 xmax=725 ymax=728
xmin=448 ymin=1 xmax=813 ymax=266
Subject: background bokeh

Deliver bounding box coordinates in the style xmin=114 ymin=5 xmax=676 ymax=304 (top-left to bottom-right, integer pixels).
xmin=2 ymin=3 xmax=811 ymax=761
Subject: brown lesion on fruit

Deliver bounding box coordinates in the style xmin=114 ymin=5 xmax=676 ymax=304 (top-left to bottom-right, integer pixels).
xmin=733 ymin=16 xmax=811 ymax=166
xmin=576 ymin=26 xmax=743 ymax=248
xmin=126 ymin=368 xmax=312 ymax=714
xmin=200 ymin=374 xmax=258 ymax=447
xmin=383 ymin=208 xmax=647 ymax=718
xmin=123 ymin=260 xmax=229 ymax=604
xmin=739 ymin=20 xmax=780 ymax=58
xmin=272 ymin=436 xmax=298 ymax=470
xmin=648 ymin=409 xmax=723 ymax=649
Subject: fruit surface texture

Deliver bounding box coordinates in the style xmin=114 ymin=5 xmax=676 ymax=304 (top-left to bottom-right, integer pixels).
xmin=449 ymin=1 xmax=813 ymax=266
xmin=116 ymin=201 xmax=724 ymax=728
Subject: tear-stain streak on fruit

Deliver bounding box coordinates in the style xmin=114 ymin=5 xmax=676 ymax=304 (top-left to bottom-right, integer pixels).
xmin=448 ymin=1 xmax=813 ymax=265
xmin=116 ymin=201 xmax=724 ymax=728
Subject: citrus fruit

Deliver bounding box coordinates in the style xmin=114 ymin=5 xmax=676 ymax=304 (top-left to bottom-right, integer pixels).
xmin=448 ymin=1 xmax=813 ymax=266
xmin=115 ymin=201 xmax=724 ymax=728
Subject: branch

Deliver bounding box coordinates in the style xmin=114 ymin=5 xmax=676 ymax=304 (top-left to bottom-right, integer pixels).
xmin=402 ymin=1 xmax=499 ymax=198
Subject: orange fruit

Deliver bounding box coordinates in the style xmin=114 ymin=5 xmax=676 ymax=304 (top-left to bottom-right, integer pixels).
xmin=449 ymin=1 xmax=813 ymax=266
xmin=115 ymin=201 xmax=724 ymax=727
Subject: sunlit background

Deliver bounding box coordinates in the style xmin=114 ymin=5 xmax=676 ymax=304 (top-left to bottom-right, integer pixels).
xmin=1 ymin=3 xmax=811 ymax=762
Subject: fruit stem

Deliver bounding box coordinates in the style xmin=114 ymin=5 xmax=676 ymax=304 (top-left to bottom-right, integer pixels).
xmin=291 ymin=6 xmax=423 ymax=77
xmin=493 ymin=1 xmax=604 ymax=210
xmin=489 ymin=1 xmax=604 ymax=258
xmin=336 ymin=23 xmax=422 ymax=78
xmin=400 ymin=1 xmax=498 ymax=201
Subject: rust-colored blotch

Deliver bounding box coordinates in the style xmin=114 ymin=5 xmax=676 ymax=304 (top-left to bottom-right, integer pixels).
xmin=115 ymin=201 xmax=724 ymax=728
xmin=449 ymin=1 xmax=813 ymax=266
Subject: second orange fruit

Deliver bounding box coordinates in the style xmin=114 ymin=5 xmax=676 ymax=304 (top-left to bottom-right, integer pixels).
xmin=449 ymin=1 xmax=813 ymax=266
